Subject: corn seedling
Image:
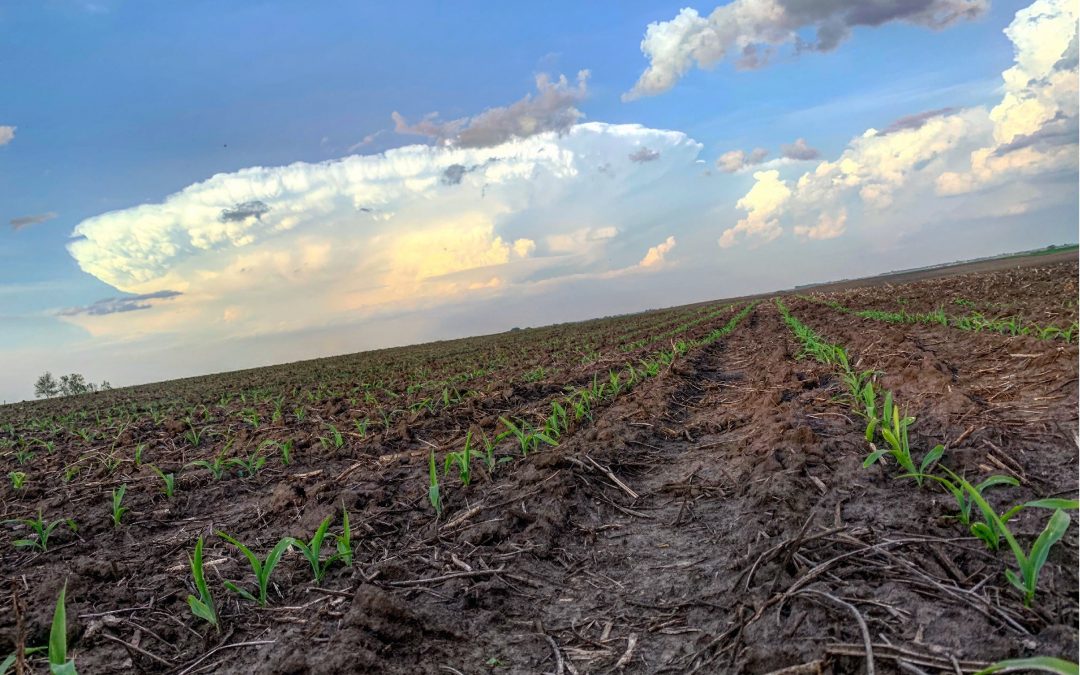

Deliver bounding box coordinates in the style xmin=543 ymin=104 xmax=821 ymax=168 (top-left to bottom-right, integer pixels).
xmin=186 ymin=536 xmax=218 ymax=629
xmin=353 ymin=418 xmax=369 ymax=438
xmin=862 ymin=403 xmax=943 ymax=486
xmin=292 ymin=516 xmax=340 ymax=583
xmin=320 ymin=424 xmax=345 ymax=450
xmin=947 ymin=470 xmax=1072 ymax=606
xmin=45 ymin=582 xmax=76 ymax=675
xmin=6 ymin=510 xmax=67 ymax=551
xmin=14 ymin=448 xmax=33 ymax=464
xmin=909 ymin=472 xmax=1019 ymax=530
xmin=225 ymin=449 xmax=266 ymax=478
xmin=8 ymin=471 xmax=26 ymax=490
xmin=186 ymin=446 xmax=231 ymax=480
xmin=148 ymin=465 xmax=176 ymax=498
xmin=216 ymin=532 xmax=295 ymax=606
xmin=184 ymin=423 xmax=208 ymax=448
xmin=111 ymin=484 xmax=129 ymax=527
xmin=497 ymin=417 xmax=557 ymax=456
xmin=133 ymin=443 xmax=145 ymax=467
xmin=443 ymin=430 xmax=474 ymax=486
xmin=428 ymin=451 xmax=441 ymax=515
xmin=336 ymin=506 xmax=353 ymax=566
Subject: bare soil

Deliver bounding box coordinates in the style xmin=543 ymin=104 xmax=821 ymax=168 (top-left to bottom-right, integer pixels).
xmin=1 ymin=258 xmax=1077 ymax=674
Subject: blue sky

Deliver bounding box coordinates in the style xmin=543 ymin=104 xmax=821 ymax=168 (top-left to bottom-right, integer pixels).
xmin=0 ymin=0 xmax=1076 ymax=401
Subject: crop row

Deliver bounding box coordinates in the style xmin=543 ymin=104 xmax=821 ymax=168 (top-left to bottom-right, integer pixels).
xmin=800 ymin=295 xmax=1078 ymax=343
xmin=776 ymin=299 xmax=1078 ymax=609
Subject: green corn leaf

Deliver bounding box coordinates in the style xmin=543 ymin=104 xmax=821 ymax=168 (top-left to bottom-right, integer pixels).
xmin=975 ymin=657 xmax=1079 ymax=675
xmin=49 ymin=582 xmax=75 ymax=674
xmin=919 ymin=444 xmax=945 ymax=474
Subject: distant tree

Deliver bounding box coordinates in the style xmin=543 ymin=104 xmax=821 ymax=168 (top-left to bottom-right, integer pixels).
xmin=100 ymin=381 xmax=112 ymax=390
xmin=59 ymin=373 xmax=89 ymax=396
xmin=34 ymin=372 xmax=60 ymax=399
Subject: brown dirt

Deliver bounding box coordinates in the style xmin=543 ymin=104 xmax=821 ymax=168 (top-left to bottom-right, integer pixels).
xmin=0 ymin=262 xmax=1077 ymax=674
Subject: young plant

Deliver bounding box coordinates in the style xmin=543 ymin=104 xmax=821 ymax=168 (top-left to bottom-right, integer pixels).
xmin=336 ymin=506 xmax=353 ymax=566
xmin=225 ymin=448 xmax=266 ymax=479
xmin=148 ymin=465 xmax=176 ymax=498
xmin=863 ymin=402 xmax=943 ymax=486
xmin=5 ymin=510 xmax=66 ymax=552
xmin=49 ymin=582 xmax=76 ymax=675
xmin=497 ymin=417 xmax=557 ymax=457
xmin=292 ymin=516 xmax=339 ymax=583
xmin=111 ymin=484 xmax=129 ymax=527
xmin=216 ymin=532 xmax=295 ymax=606
xmin=947 ymin=470 xmax=1073 ymax=606
xmin=8 ymin=471 xmax=26 ymax=490
xmin=186 ymin=447 xmax=230 ymax=480
xmin=133 ymin=443 xmax=146 ymax=467
xmin=320 ymin=424 xmax=345 ymax=450
xmin=186 ymin=537 xmax=218 ymax=629
xmin=443 ymin=430 xmax=474 ymax=487
xmin=428 ymin=451 xmax=442 ymax=515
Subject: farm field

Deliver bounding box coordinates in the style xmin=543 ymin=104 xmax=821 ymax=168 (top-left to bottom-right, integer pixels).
xmin=1 ymin=257 xmax=1077 ymax=674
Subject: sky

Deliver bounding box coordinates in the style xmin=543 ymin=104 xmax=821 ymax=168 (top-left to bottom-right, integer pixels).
xmin=0 ymin=0 xmax=1077 ymax=402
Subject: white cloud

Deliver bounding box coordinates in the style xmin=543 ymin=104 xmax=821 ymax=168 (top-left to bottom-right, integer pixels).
xmin=639 ymin=235 xmax=676 ymax=267
xmin=718 ymin=0 xmax=1076 ymax=248
xmin=717 ymin=147 xmax=769 ymax=173
xmin=718 ymin=169 xmax=790 ymax=247
xmin=794 ymin=209 xmax=846 ymax=240
xmin=624 ymin=0 xmax=987 ymax=99
xmin=64 ymin=123 xmax=707 ymax=343
xmin=0 ymin=126 xmax=14 ymax=146
xmin=937 ymin=0 xmax=1079 ymax=194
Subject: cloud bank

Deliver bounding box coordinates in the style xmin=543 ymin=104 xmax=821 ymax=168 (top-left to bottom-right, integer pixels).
xmin=0 ymin=126 xmax=14 ymax=146
xmin=66 ymin=122 xmax=706 ymax=342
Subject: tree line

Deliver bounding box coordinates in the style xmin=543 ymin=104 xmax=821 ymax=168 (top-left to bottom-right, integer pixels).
xmin=34 ymin=372 xmax=112 ymax=399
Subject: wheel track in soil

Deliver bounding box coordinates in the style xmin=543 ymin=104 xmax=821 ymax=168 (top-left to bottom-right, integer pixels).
xmin=497 ymin=303 xmax=857 ymax=673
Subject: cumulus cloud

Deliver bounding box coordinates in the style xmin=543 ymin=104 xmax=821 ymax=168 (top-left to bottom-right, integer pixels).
xmin=393 ymin=71 xmax=589 ymax=148
xmin=937 ymin=0 xmax=1079 ymax=195
xmin=780 ymin=137 xmax=820 ymax=160
xmin=59 ymin=290 xmax=182 ymax=316
xmin=639 ymin=235 xmax=676 ymax=267
xmin=716 ymin=0 xmax=1077 ymax=249
xmin=629 ymin=147 xmax=661 ymax=162
xmin=624 ymin=0 xmax=986 ymax=99
xmin=718 ymin=169 xmax=790 ymax=247
xmin=10 ymin=212 xmax=58 ymax=231
xmin=0 ymin=126 xmax=14 ymax=146
xmin=65 ymin=122 xmax=707 ymax=343
xmin=793 ymin=209 xmax=846 ymax=240
xmin=717 ymin=147 xmax=769 ymax=172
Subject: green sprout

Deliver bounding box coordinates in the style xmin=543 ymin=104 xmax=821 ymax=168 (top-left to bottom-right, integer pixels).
xmin=216 ymin=532 xmax=295 ymax=606
xmin=8 ymin=471 xmax=26 ymax=490
xmin=148 ymin=465 xmax=176 ymax=498
xmin=292 ymin=516 xmax=340 ymax=583
xmin=443 ymin=430 xmax=474 ymax=487
xmin=111 ymin=485 xmax=129 ymax=527
xmin=186 ymin=537 xmax=218 ymax=629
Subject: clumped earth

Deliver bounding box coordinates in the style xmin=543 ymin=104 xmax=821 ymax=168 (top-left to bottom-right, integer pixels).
xmin=1 ymin=256 xmax=1077 ymax=674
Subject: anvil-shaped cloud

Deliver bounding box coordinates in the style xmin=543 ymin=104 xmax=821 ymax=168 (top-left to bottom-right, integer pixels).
xmin=66 ymin=123 xmax=701 ymax=341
